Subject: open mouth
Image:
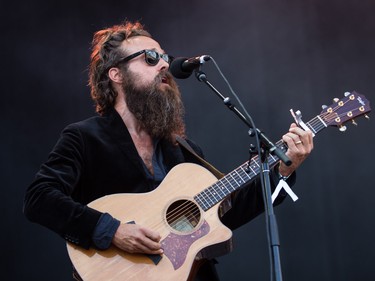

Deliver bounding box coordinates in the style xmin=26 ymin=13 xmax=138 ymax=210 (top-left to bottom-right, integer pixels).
xmin=161 ymin=76 xmax=168 ymax=84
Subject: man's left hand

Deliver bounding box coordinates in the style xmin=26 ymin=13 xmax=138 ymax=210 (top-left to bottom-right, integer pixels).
xmin=279 ymin=123 xmax=314 ymax=177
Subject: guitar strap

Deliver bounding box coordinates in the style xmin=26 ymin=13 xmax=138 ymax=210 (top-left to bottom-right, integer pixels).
xmin=175 ymin=135 xmax=225 ymax=180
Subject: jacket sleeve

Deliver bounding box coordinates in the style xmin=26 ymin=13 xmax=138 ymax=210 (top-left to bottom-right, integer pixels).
xmin=23 ymin=124 xmax=102 ymax=249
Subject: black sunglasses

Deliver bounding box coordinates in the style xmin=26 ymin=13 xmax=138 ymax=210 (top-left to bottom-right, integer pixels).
xmin=117 ymin=49 xmax=173 ymax=66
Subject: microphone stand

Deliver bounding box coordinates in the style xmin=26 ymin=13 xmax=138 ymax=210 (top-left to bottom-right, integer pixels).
xmin=195 ymin=70 xmax=291 ymax=281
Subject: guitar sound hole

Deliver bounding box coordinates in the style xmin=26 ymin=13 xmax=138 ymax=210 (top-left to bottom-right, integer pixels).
xmin=166 ymin=200 xmax=201 ymax=233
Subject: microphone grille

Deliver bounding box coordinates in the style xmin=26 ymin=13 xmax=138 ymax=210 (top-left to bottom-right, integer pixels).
xmin=169 ymin=57 xmax=192 ymax=79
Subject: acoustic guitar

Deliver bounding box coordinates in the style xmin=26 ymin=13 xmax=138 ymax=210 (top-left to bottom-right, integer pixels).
xmin=67 ymin=92 xmax=370 ymax=281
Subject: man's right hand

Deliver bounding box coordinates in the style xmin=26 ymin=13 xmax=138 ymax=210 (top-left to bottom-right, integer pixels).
xmin=112 ymin=223 xmax=163 ymax=255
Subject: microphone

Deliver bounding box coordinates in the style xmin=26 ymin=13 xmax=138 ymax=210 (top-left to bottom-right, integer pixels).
xmin=169 ymin=55 xmax=211 ymax=79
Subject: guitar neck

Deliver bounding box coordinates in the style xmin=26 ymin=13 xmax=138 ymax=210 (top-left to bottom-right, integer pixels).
xmin=194 ymin=90 xmax=372 ymax=211
xmin=194 ymin=114 xmax=327 ymax=211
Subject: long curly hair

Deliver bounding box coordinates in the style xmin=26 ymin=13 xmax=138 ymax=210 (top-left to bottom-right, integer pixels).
xmin=88 ymin=21 xmax=151 ymax=115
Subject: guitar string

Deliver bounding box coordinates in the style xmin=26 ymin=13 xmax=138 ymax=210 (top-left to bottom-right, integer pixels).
xmin=309 ymin=97 xmax=361 ymax=129
xmin=308 ymin=96 xmax=356 ymax=127
xmin=162 ymin=132 xmax=316 ymax=228
xmin=162 ymin=107 xmax=344 ymax=224
xmin=164 ymin=159 xmax=273 ymax=227
xmin=164 ymin=174 xmax=240 ymax=225
xmin=167 ymin=158 xmax=265 ymax=223
xmin=164 ymin=103 xmax=358 ymax=226
xmin=163 ymin=160 xmax=259 ymax=224
xmin=163 ymin=160 xmax=269 ymax=226
xmin=160 ymin=99 xmax=362 ymax=229
xmin=162 ymin=171 xmax=244 ymax=225
xmin=163 ymin=165 xmax=254 ymax=226
xmin=164 ymin=145 xmax=283 ymax=226
xmin=153 ymin=100 xmax=364 ymax=231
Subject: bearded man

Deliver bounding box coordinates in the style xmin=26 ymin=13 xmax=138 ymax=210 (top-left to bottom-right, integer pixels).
xmin=24 ymin=21 xmax=313 ymax=281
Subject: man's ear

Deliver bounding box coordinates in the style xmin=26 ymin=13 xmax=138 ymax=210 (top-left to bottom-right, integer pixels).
xmin=108 ymin=67 xmax=122 ymax=84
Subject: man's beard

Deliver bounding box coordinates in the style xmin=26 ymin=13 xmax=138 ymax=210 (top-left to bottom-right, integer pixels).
xmin=122 ymin=70 xmax=186 ymax=142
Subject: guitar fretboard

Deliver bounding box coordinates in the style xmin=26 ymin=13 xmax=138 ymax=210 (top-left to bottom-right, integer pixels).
xmin=194 ymin=114 xmax=328 ymax=211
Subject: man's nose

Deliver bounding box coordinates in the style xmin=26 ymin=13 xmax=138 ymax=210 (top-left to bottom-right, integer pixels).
xmin=157 ymin=57 xmax=170 ymax=71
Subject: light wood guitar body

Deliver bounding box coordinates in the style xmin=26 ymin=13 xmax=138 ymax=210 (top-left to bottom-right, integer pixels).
xmin=67 ymin=163 xmax=233 ymax=281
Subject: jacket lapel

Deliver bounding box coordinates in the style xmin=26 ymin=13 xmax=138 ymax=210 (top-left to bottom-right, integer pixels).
xmin=102 ymin=108 xmax=146 ymax=175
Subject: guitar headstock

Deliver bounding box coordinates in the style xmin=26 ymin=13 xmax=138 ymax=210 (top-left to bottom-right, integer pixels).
xmin=320 ymin=91 xmax=371 ymax=131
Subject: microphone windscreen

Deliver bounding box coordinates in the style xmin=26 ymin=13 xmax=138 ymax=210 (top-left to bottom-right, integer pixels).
xmin=169 ymin=57 xmax=192 ymax=79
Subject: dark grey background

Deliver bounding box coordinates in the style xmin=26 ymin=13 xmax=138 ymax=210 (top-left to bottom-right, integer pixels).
xmin=2 ymin=0 xmax=374 ymax=280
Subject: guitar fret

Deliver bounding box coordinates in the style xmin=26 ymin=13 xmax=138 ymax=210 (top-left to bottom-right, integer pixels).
xmin=202 ymin=189 xmax=215 ymax=205
xmin=233 ymin=170 xmax=245 ymax=185
xmin=225 ymin=176 xmax=237 ymax=191
xmin=194 ymin=194 xmax=206 ymax=210
xmin=239 ymin=166 xmax=252 ymax=180
xmin=208 ymin=186 xmax=221 ymax=203
xmin=239 ymin=169 xmax=248 ymax=182
xmin=306 ymin=122 xmax=317 ymax=133
xmin=269 ymin=154 xmax=278 ymax=166
xmin=217 ymin=180 xmax=231 ymax=194
xmin=213 ymin=182 xmax=227 ymax=197
xmin=249 ymin=167 xmax=257 ymax=178
xmin=307 ymin=115 xmax=327 ymax=134
xmin=248 ymin=165 xmax=257 ymax=175
xmin=197 ymin=192 xmax=211 ymax=209
xmin=236 ymin=169 xmax=246 ymax=186
xmin=195 ymin=195 xmax=205 ymax=209
xmin=251 ymin=163 xmax=259 ymax=172
xmin=228 ymin=172 xmax=240 ymax=186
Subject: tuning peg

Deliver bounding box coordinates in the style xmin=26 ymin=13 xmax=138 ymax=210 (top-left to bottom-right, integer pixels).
xmin=344 ymin=92 xmax=351 ymax=97
xmin=333 ymin=98 xmax=339 ymax=102
xmin=339 ymin=125 xmax=347 ymax=132
xmin=321 ymin=105 xmax=327 ymax=110
xmin=351 ymin=119 xmax=358 ymax=126
xmin=365 ymin=114 xmax=370 ymax=120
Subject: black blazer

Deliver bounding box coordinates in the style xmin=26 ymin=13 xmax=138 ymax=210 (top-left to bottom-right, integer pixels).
xmin=24 ymin=108 xmax=293 ymax=249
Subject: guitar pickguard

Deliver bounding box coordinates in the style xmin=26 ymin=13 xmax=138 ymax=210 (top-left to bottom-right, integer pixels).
xmin=161 ymin=220 xmax=210 ymax=270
